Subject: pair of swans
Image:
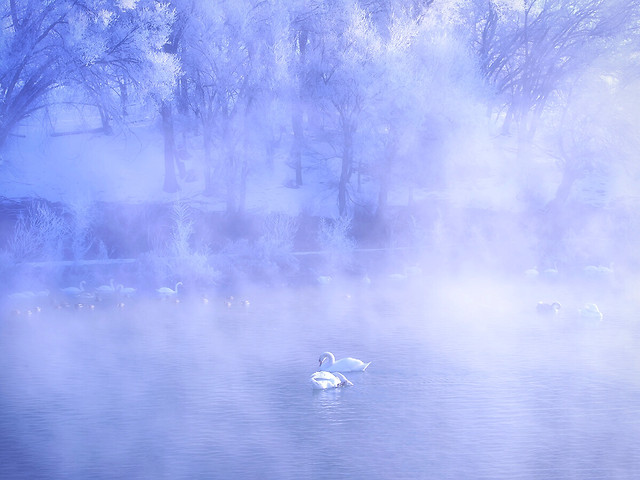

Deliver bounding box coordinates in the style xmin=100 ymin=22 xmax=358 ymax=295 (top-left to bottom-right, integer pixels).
xmin=310 ymin=352 xmax=370 ymax=390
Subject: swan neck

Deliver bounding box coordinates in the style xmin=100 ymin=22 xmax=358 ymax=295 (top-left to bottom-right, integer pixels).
xmin=320 ymin=352 xmax=336 ymax=366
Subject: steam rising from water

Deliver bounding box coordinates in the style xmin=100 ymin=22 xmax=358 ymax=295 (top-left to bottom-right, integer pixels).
xmin=2 ymin=273 xmax=639 ymax=478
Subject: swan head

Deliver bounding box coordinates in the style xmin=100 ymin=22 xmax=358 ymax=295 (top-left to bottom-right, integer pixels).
xmin=318 ymin=352 xmax=335 ymax=367
xmin=333 ymin=372 xmax=353 ymax=386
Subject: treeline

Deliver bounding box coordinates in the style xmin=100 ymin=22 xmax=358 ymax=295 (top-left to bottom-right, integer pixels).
xmin=1 ymin=0 xmax=639 ymax=219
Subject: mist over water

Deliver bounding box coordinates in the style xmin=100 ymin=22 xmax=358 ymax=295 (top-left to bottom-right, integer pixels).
xmin=2 ymin=273 xmax=639 ymax=479
xmin=1 ymin=0 xmax=640 ymax=478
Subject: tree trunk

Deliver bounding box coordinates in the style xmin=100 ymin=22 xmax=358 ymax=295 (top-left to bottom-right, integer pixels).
xmin=161 ymin=101 xmax=179 ymax=193
xmin=338 ymin=123 xmax=353 ymax=216
xmin=119 ymin=79 xmax=128 ymax=117
xmin=177 ymin=77 xmax=189 ymax=114
xmin=545 ymin=163 xmax=580 ymax=214
xmin=98 ymin=106 xmax=112 ymax=135
xmin=290 ymin=28 xmax=308 ymax=187
xmin=376 ymin=145 xmax=394 ymax=220
xmin=290 ymin=102 xmax=304 ymax=186
xmin=202 ymin=126 xmax=214 ymax=196
xmin=225 ymin=158 xmax=237 ymax=215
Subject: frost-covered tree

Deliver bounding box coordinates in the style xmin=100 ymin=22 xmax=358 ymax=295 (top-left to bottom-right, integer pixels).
xmin=67 ymin=1 xmax=179 ymax=132
xmin=470 ymin=0 xmax=638 ymax=144
xmin=0 ymin=0 xmax=178 ymax=152
xmin=179 ymin=0 xmax=287 ymax=210
xmin=300 ymin=1 xmax=385 ymax=216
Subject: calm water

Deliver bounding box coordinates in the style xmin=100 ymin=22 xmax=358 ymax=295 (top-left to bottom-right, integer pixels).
xmin=2 ymin=278 xmax=640 ymax=479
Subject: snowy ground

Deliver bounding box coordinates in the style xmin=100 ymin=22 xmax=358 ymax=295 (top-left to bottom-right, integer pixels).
xmin=0 ymin=110 xmax=536 ymax=218
xmin=0 ymin=111 xmax=371 ymax=221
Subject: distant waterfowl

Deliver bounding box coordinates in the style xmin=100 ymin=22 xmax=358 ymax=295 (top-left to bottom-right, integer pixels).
xmin=580 ymin=303 xmax=603 ymax=321
xmin=76 ymin=291 xmax=96 ymax=301
xmin=61 ymin=281 xmax=86 ymax=296
xmin=388 ymin=273 xmax=407 ymax=282
xmin=318 ymin=352 xmax=371 ymax=372
xmin=584 ymin=264 xmax=614 ymax=277
xmin=96 ymin=279 xmax=119 ymax=295
xmin=404 ymin=265 xmax=422 ymax=277
xmin=7 ymin=291 xmax=35 ymax=300
xmin=543 ymin=265 xmax=558 ymax=277
xmin=537 ymin=301 xmax=561 ymax=315
xmin=118 ymin=285 xmax=137 ymax=297
xmin=310 ymin=371 xmax=353 ymax=390
xmin=524 ymin=267 xmax=539 ymax=278
xmin=157 ymin=282 xmax=182 ymax=297
xmin=317 ymin=275 xmax=332 ymax=285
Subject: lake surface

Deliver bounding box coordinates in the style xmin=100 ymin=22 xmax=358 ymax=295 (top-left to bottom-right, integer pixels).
xmin=2 ymin=277 xmax=640 ymax=479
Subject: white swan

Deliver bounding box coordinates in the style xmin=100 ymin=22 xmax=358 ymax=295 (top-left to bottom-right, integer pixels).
xmin=318 ymin=352 xmax=371 ymax=372
xmin=61 ymin=281 xmax=86 ymax=296
xmin=584 ymin=264 xmax=614 ymax=277
xmin=118 ymin=285 xmax=137 ymax=297
xmin=96 ymin=279 xmax=118 ymax=295
xmin=7 ymin=291 xmax=35 ymax=300
xmin=157 ymin=282 xmax=182 ymax=297
xmin=580 ymin=303 xmax=603 ymax=320
xmin=536 ymin=301 xmax=561 ymax=315
xmin=310 ymin=371 xmax=353 ymax=390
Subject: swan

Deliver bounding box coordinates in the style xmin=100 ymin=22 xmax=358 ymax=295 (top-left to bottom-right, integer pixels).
xmin=96 ymin=279 xmax=118 ymax=295
xmin=317 ymin=275 xmax=332 ymax=285
xmin=310 ymin=371 xmax=353 ymax=390
xmin=7 ymin=291 xmax=35 ymax=300
xmin=61 ymin=281 xmax=86 ymax=296
xmin=157 ymin=282 xmax=182 ymax=297
xmin=404 ymin=265 xmax=422 ymax=277
xmin=584 ymin=264 xmax=614 ymax=277
xmin=537 ymin=301 xmax=561 ymax=315
xmin=388 ymin=273 xmax=407 ymax=282
xmin=524 ymin=267 xmax=539 ymax=278
xmin=118 ymin=285 xmax=137 ymax=297
xmin=318 ymin=352 xmax=371 ymax=372
xmin=580 ymin=303 xmax=603 ymax=321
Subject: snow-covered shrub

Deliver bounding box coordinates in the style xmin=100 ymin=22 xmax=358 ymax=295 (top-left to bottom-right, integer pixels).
xmin=253 ymin=213 xmax=299 ymax=278
xmin=67 ymin=197 xmax=98 ymax=261
xmin=169 ymin=201 xmax=192 ymax=258
xmin=143 ymin=201 xmax=221 ymax=287
xmin=317 ymin=215 xmax=356 ymax=272
xmin=9 ymin=202 xmax=68 ymax=262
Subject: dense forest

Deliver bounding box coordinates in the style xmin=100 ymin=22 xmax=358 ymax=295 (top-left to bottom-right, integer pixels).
xmin=1 ymin=0 xmax=639 ymax=287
